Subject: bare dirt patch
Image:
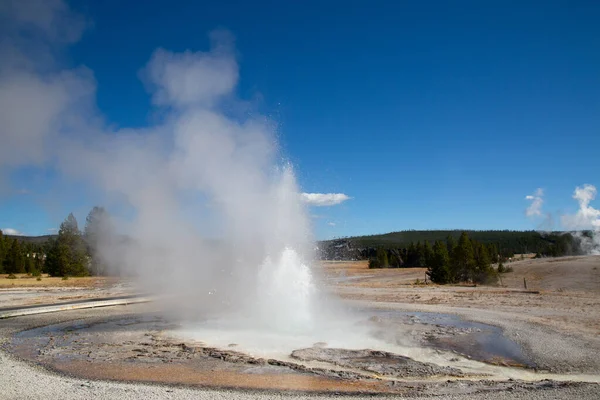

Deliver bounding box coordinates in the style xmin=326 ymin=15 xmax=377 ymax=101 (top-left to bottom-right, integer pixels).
xmin=497 ymin=256 xmax=600 ymax=293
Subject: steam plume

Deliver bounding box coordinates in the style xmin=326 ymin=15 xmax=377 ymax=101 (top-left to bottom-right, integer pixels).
xmin=561 ymin=185 xmax=600 ymax=230
xmin=0 ymin=1 xmax=344 ymax=329
xmin=561 ymin=184 xmax=600 ymax=254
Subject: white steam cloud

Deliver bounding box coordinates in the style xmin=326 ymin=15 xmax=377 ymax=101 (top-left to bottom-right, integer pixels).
xmin=525 ymin=188 xmax=544 ymax=217
xmin=0 ymin=1 xmax=346 ymax=330
xmin=0 ymin=0 xmax=93 ymax=168
xmin=561 ymin=184 xmax=600 ymax=254
xmin=525 ymin=185 xmax=600 ymax=254
xmin=301 ymin=193 xmax=351 ymax=206
xmin=561 ymin=184 xmax=600 ymax=230
xmin=144 ymin=32 xmax=238 ymax=108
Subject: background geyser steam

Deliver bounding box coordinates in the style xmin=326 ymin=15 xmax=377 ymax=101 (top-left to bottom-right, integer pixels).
xmin=0 ymin=2 xmax=325 ymax=331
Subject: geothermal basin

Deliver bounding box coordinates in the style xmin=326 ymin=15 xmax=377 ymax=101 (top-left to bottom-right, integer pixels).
xmin=6 ymin=304 xmax=537 ymax=393
xmin=2 ymin=256 xmax=600 ymax=397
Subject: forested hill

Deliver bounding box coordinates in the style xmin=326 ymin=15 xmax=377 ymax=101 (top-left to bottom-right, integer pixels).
xmin=318 ymin=230 xmax=585 ymax=260
xmin=4 ymin=234 xmax=57 ymax=244
xmin=4 ymin=229 xmax=578 ymax=254
xmin=2 ymin=229 xmax=587 ymax=264
xmin=330 ymin=230 xmax=552 ymax=249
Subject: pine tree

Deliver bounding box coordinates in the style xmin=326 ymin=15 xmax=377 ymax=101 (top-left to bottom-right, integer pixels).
xmin=474 ymin=243 xmax=489 ymax=276
xmin=446 ymin=235 xmax=457 ymax=257
xmin=423 ymin=241 xmax=433 ymax=267
xmin=84 ymin=206 xmax=111 ymax=276
xmin=24 ymin=244 xmax=35 ymax=274
xmin=6 ymin=239 xmax=25 ymax=274
xmin=407 ymin=242 xmax=417 ymax=267
xmin=45 ymin=213 xmax=89 ymax=277
xmin=474 ymin=243 xmax=496 ymax=284
xmin=487 ymin=243 xmax=499 ymax=264
xmin=34 ymin=251 xmax=44 ymax=274
xmin=0 ymin=230 xmax=5 ymax=273
xmin=427 ymin=241 xmax=451 ymax=284
xmin=415 ymin=241 xmax=425 ymax=267
xmin=376 ymin=247 xmax=389 ymax=268
xmin=452 ymin=232 xmax=475 ymax=282
xmin=388 ymin=249 xmax=403 ymax=267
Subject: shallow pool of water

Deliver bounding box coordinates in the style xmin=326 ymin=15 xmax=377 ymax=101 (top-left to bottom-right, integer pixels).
xmin=369 ymin=310 xmax=534 ymax=367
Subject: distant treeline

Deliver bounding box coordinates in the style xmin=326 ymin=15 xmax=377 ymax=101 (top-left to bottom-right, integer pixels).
xmin=367 ymin=232 xmax=499 ymax=284
xmin=0 ymin=231 xmax=46 ymax=275
xmin=3 ymin=224 xmax=592 ymax=280
xmin=0 ymin=206 xmax=111 ymax=277
xmin=318 ymin=230 xmax=590 ymax=261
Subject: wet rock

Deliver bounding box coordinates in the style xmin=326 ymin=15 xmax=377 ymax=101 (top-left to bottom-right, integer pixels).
xmin=291 ymin=348 xmax=463 ymax=378
xmin=132 ymin=348 xmax=149 ymax=353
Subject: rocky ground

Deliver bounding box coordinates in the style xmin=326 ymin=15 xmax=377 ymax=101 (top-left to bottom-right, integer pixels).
xmin=2 ymin=346 xmax=598 ymax=400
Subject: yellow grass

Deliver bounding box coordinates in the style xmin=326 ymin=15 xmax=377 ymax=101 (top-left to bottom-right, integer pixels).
xmin=0 ymin=274 xmax=116 ymax=289
xmin=320 ymin=260 xmax=429 ymax=287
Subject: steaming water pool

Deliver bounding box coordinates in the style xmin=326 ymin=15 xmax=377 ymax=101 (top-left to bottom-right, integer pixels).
xmin=9 ymin=307 xmax=600 ymax=390
xmin=368 ymin=310 xmax=535 ymax=367
xmin=173 ymin=307 xmax=534 ymax=370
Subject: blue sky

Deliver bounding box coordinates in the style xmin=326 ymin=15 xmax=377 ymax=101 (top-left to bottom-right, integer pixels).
xmin=1 ymin=0 xmax=599 ymax=239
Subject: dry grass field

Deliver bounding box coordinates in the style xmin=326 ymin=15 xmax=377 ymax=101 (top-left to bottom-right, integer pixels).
xmin=321 ymin=260 xmax=428 ymax=287
xmin=0 ymin=274 xmax=117 ymax=289
xmin=321 ymin=256 xmax=600 ymax=338
xmin=322 ymin=255 xmax=600 ymax=292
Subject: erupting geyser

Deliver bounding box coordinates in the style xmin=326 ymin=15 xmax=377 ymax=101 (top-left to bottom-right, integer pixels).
xmin=258 ymin=247 xmax=316 ymax=333
xmin=0 ymin=0 xmax=346 ymax=352
xmin=60 ymin=32 xmax=329 ymax=334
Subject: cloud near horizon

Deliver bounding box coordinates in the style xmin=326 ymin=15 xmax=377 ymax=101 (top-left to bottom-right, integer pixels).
xmin=301 ymin=193 xmax=351 ymax=207
xmin=2 ymin=228 xmax=25 ymax=236
xmin=525 ymin=188 xmax=544 ymax=217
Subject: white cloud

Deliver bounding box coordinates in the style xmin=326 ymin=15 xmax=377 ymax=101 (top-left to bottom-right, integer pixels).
xmin=47 ymin=228 xmax=58 ymax=232
xmin=2 ymin=228 xmax=24 ymax=236
xmin=327 ymin=222 xmax=336 ymax=226
xmin=301 ymin=193 xmax=350 ymax=207
xmin=525 ymin=188 xmax=544 ymax=217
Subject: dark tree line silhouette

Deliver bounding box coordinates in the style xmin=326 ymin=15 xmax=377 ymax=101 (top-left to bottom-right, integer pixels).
xmin=1 ymin=206 xmax=111 ymax=277
xmin=366 ymin=232 xmax=498 ymax=284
